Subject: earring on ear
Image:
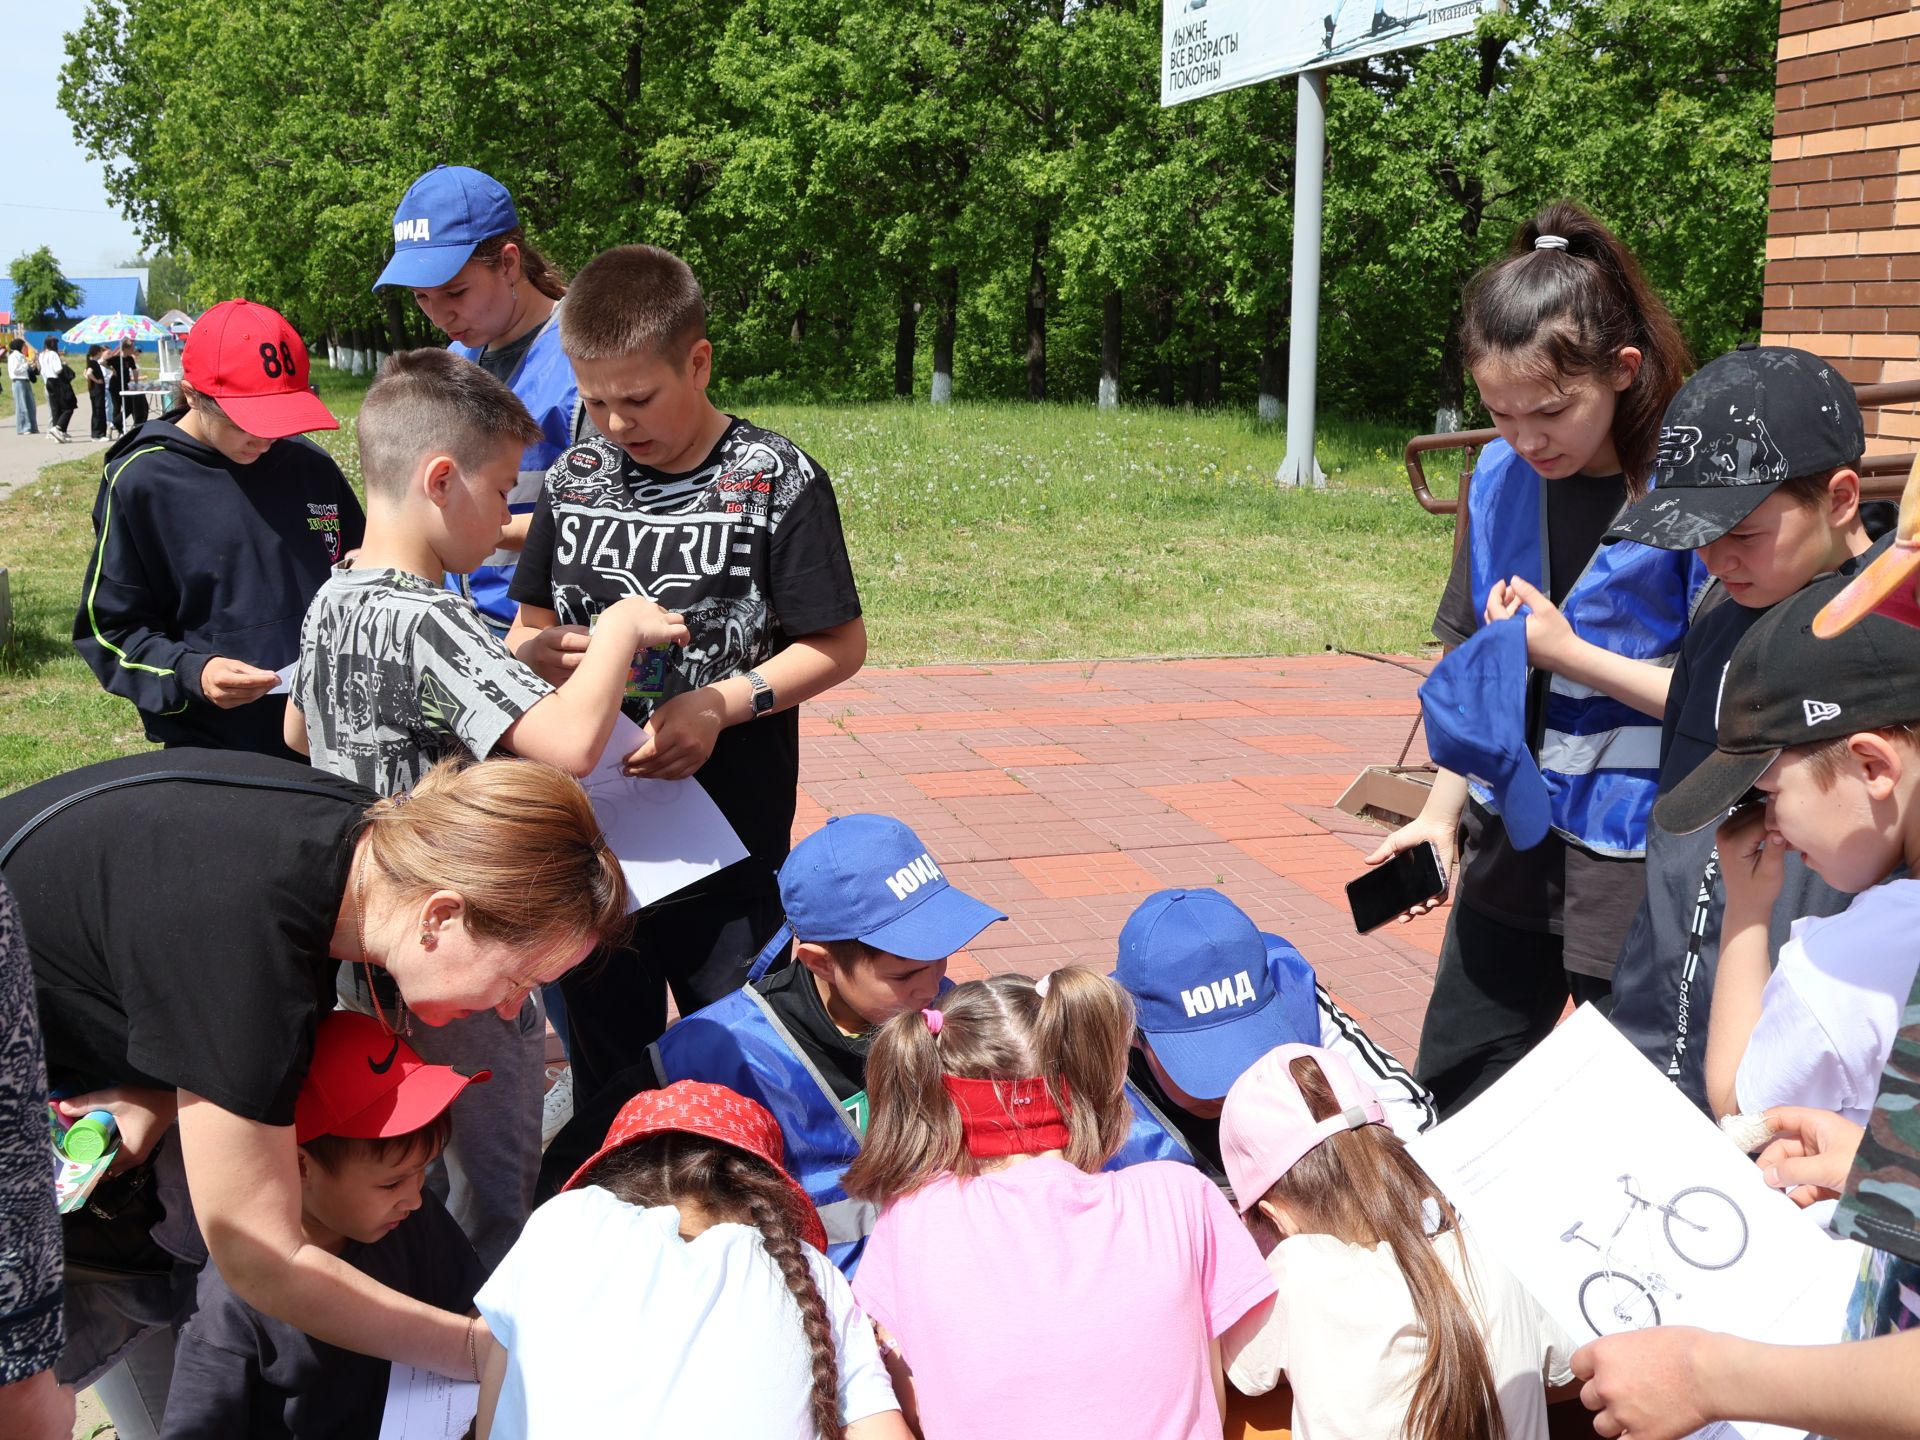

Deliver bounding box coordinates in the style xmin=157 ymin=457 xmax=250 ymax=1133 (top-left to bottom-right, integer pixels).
xmin=419 ymin=924 xmax=436 ymax=950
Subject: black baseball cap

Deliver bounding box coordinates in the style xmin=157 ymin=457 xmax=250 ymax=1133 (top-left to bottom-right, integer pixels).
xmin=1655 ymin=547 xmax=1920 ymax=835
xmin=1607 ymin=345 xmax=1864 ymax=551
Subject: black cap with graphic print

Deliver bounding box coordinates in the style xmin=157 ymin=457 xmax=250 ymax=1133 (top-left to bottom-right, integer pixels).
xmin=1606 ymin=344 xmax=1865 ymax=552
xmin=1655 ymin=549 xmax=1920 ymax=835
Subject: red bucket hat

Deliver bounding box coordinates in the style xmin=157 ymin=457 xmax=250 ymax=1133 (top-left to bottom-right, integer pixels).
xmin=562 ymin=1080 xmax=828 ymax=1252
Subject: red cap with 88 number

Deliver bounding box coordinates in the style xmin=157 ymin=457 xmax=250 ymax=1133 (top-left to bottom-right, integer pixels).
xmin=182 ymin=298 xmax=339 ymax=438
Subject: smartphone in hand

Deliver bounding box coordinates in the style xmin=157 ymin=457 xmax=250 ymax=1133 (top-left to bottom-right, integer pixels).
xmin=1346 ymin=843 xmax=1447 ymax=934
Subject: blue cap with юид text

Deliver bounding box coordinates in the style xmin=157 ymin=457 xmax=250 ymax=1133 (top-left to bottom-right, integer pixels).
xmin=373 ymin=165 xmax=519 ymax=292
xmin=1115 ymin=888 xmax=1301 ymax=1101
xmin=749 ymin=816 xmax=1005 ymax=980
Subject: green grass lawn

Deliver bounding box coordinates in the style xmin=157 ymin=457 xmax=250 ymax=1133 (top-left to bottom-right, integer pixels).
xmin=2 ymin=374 xmax=1461 ymax=792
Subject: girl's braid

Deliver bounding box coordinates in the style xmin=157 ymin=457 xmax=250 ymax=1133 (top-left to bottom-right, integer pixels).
xmin=735 ymin=1157 xmax=845 ymax=1440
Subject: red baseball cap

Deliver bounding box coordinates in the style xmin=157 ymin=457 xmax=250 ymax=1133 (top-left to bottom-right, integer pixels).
xmin=562 ymin=1080 xmax=828 ymax=1252
xmin=182 ymin=298 xmax=339 ymax=439
xmin=294 ymin=1011 xmax=490 ymax=1145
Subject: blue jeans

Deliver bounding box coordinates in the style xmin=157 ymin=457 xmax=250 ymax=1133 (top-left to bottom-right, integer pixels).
xmin=12 ymin=378 xmax=37 ymax=432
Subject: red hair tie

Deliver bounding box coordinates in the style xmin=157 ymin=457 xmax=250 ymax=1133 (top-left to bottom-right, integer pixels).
xmin=941 ymin=1074 xmax=1072 ymax=1158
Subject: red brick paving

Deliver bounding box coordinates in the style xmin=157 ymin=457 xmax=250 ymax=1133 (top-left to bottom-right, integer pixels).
xmin=792 ymin=652 xmax=1443 ymax=1066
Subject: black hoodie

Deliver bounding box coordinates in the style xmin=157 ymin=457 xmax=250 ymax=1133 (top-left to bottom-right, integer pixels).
xmin=72 ymin=417 xmax=365 ymax=756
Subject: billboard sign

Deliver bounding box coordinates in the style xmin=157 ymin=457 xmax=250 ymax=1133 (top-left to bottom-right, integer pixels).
xmin=1162 ymin=0 xmax=1499 ymax=106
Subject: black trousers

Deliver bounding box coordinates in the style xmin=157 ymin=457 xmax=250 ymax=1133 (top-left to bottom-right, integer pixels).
xmin=89 ymin=387 xmax=106 ymax=438
xmin=556 ymin=873 xmax=788 ymax=1102
xmin=1415 ymin=901 xmax=1611 ymax=1118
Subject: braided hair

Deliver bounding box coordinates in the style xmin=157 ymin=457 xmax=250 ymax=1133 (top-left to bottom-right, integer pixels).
xmin=581 ymin=1133 xmax=844 ymax=1440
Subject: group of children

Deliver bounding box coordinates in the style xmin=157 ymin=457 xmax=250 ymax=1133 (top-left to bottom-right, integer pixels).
xmin=49 ymin=170 xmax=1920 ymax=1440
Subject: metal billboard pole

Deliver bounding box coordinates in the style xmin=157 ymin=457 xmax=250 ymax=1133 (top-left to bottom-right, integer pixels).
xmin=1276 ymin=68 xmax=1328 ymax=489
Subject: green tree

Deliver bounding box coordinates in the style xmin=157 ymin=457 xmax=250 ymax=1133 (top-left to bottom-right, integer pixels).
xmin=123 ymin=251 xmax=194 ymax=316
xmin=8 ymin=246 xmax=84 ymax=324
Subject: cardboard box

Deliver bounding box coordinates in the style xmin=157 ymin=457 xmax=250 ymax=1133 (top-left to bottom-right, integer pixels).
xmin=1335 ymin=764 xmax=1436 ymax=831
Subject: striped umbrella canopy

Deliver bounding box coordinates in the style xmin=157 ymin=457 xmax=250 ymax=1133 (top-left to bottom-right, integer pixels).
xmin=62 ymin=312 xmax=170 ymax=345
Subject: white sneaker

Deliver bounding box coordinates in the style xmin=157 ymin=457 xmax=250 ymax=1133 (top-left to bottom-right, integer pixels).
xmin=540 ymin=1065 xmax=574 ymax=1150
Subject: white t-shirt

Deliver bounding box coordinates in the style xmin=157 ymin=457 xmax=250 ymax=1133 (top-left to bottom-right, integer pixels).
xmin=1735 ymin=876 xmax=1920 ymax=1126
xmin=475 ymin=1187 xmax=899 ymax=1440
xmin=1224 ymin=1223 xmax=1574 ymax=1440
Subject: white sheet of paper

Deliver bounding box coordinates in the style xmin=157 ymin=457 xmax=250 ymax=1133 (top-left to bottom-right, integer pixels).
xmin=1408 ymin=1005 xmax=1863 ymax=1440
xmin=267 ymin=661 xmax=299 ymax=696
xmin=377 ymin=1364 xmax=478 ymax=1440
xmin=582 ymin=715 xmax=750 ymax=910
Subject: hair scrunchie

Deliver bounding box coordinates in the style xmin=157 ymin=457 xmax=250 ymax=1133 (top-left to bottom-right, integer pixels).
xmin=922 ymin=1008 xmax=944 ymax=1035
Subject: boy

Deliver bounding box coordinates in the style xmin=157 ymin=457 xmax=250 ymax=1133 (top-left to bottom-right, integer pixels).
xmin=157 ymin=1012 xmax=486 ymax=1440
xmin=506 ymin=245 xmax=867 ymax=1095
xmin=285 ymin=348 xmax=684 ymax=1267
xmin=1651 ymin=570 xmax=1920 ymax=1125
xmin=540 ymin=814 xmax=1005 ymax=1270
xmin=284 ymin=347 xmax=684 ymax=791
xmin=74 ymin=298 xmax=364 ymax=759
xmin=1115 ymin=888 xmax=1435 ymax=1187
xmin=1492 ymin=346 xmax=1875 ymax=1110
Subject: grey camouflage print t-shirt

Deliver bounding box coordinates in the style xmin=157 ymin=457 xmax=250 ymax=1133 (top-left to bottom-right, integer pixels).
xmin=293 ymin=567 xmax=552 ymax=796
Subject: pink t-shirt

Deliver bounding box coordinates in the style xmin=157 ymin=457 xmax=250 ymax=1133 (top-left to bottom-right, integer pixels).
xmin=853 ymin=1157 xmax=1275 ymax=1440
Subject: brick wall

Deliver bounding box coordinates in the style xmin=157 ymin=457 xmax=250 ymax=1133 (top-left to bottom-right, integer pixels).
xmin=1765 ymin=0 xmax=1920 ymax=442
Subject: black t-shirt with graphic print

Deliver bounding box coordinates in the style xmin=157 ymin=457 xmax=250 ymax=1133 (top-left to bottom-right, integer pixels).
xmin=510 ymin=418 xmax=862 ymax=875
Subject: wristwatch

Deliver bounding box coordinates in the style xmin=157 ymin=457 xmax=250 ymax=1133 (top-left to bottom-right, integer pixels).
xmin=745 ymin=669 xmax=776 ymax=719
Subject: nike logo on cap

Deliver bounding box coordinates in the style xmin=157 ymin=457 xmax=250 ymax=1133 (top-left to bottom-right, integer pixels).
xmin=367 ymin=1037 xmax=401 ymax=1075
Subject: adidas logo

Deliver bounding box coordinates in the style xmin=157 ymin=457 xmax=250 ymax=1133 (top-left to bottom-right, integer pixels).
xmin=1803 ymin=699 xmax=1842 ymax=727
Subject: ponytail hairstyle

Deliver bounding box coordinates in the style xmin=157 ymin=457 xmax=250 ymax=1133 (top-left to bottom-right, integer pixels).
xmin=1255 ymin=1054 xmax=1504 ymax=1440
xmin=1462 ymin=200 xmax=1690 ymax=495
xmin=842 ymin=967 xmax=1135 ymax=1206
xmin=356 ymin=756 xmax=630 ymax=970
xmin=582 ymin=1133 xmax=845 ymax=1440
xmin=471 ymin=228 xmax=568 ymax=302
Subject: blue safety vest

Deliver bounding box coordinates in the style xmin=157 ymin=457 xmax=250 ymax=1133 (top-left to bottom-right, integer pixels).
xmin=653 ymin=980 xmax=1196 ymax=1276
xmin=1466 ymin=440 xmax=1707 ymax=858
xmin=447 ymin=307 xmax=577 ymax=632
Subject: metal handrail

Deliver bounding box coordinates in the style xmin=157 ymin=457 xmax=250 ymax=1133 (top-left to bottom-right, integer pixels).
xmin=1402 ymin=379 xmax=1920 ymax=540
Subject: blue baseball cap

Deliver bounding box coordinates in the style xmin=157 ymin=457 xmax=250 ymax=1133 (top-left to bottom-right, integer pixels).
xmin=775 ymin=815 xmax=1005 ymax=964
xmin=1114 ymin=889 xmax=1299 ymax=1101
xmin=373 ymin=165 xmax=520 ymax=292
xmin=1417 ymin=615 xmax=1551 ymax=850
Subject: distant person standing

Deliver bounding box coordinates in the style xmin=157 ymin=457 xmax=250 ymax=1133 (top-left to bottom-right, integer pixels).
xmin=375 ymin=165 xmax=578 ymax=639
xmin=105 ymin=337 xmax=146 ymax=437
xmin=85 ymin=344 xmax=108 ymax=439
xmin=74 ymin=299 xmax=365 ymax=757
xmin=39 ymin=338 xmax=76 ymax=442
xmin=8 ymin=338 xmax=39 ymax=435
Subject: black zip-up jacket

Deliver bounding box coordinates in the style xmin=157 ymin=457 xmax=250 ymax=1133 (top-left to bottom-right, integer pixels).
xmin=72 ymin=418 xmax=364 ymax=756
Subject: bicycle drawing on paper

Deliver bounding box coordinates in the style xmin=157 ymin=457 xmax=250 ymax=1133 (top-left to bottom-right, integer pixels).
xmin=1558 ymin=1173 xmax=1749 ymax=1335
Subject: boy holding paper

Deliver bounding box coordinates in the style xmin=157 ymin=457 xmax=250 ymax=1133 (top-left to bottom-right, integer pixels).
xmin=505 ymin=244 xmax=867 ymax=1093
xmin=159 ymin=1013 xmax=487 ymax=1440
xmin=286 ymin=347 xmax=684 ymax=1264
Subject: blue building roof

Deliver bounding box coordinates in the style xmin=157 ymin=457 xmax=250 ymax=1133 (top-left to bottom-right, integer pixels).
xmin=0 ymin=274 xmax=148 ymax=327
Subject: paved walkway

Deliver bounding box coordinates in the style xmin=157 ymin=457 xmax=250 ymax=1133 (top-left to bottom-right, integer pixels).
xmin=797 ymin=651 xmax=1443 ymax=1065
xmin=0 ymin=394 xmax=110 ymax=501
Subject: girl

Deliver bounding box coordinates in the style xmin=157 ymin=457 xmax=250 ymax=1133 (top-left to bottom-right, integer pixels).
xmin=375 ymin=164 xmax=576 ymax=638
xmin=1219 ymin=1045 xmax=1573 ymax=1440
xmin=473 ymin=1082 xmax=909 ymax=1440
xmin=8 ymin=338 xmax=39 ymax=435
xmin=844 ymin=968 xmax=1276 ymax=1440
xmin=38 ymin=337 xmax=75 ymax=441
xmin=1 ymin=753 xmax=627 ymax=1438
xmin=86 ymin=343 xmax=108 ymax=439
xmin=1366 ymin=200 xmax=1701 ymax=1114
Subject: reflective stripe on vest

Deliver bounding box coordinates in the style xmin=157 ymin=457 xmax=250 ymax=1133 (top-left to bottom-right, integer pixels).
xmin=1465 ymin=439 xmax=1706 ymax=857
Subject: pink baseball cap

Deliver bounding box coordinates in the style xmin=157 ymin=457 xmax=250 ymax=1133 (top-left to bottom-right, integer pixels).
xmin=1219 ymin=1043 xmax=1387 ymax=1213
